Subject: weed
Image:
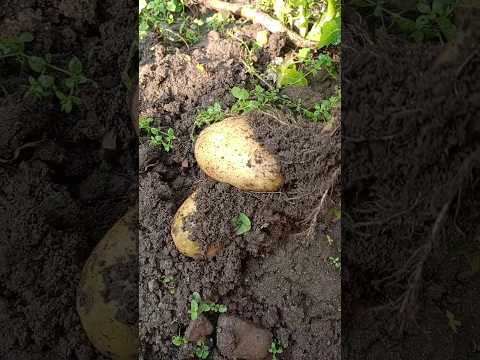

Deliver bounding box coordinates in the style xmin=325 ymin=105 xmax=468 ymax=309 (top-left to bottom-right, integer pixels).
xmin=0 ymin=33 xmax=89 ymax=113
xmin=139 ymin=117 xmax=176 ymax=152
xmin=352 ymin=0 xmax=457 ymax=42
xmin=172 ymin=335 xmax=188 ymax=347
xmin=140 ymin=0 xmax=185 ymax=39
xmin=232 ymin=212 xmax=252 ymax=235
xmin=328 ymin=256 xmax=341 ymax=270
xmin=195 ymin=340 xmax=210 ymax=359
xmin=195 ymin=102 xmax=225 ymax=128
xmin=304 ymin=90 xmax=340 ymax=122
xmin=189 ymin=292 xmax=227 ymax=320
xmin=206 ymin=12 xmax=234 ymax=32
xmin=410 ymin=0 xmax=457 ymax=42
xmin=272 ymin=49 xmax=338 ymax=88
xmin=269 ymin=341 xmax=283 ymax=360
xmin=446 ymin=310 xmax=461 ymax=333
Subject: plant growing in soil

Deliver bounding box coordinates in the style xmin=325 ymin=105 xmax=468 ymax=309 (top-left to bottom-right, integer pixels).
xmin=269 ymin=341 xmax=283 ymax=359
xmin=305 ymin=92 xmax=341 ymax=122
xmin=194 ymin=340 xmax=210 ymax=359
xmin=172 ymin=335 xmax=188 ymax=346
xmin=328 ymin=256 xmax=341 ymax=270
xmin=351 ymin=0 xmax=457 ymax=42
xmin=195 ymin=102 xmax=225 ymax=128
xmin=0 ymin=32 xmax=89 ymax=113
xmin=232 ymin=212 xmax=252 ymax=235
xmin=189 ymin=292 xmax=227 ymax=320
xmin=139 ymin=117 xmax=176 ymax=152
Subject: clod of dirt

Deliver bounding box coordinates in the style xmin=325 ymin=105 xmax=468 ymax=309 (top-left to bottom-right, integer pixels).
xmin=216 ymin=315 xmax=273 ymax=360
xmin=185 ymin=314 xmax=214 ymax=343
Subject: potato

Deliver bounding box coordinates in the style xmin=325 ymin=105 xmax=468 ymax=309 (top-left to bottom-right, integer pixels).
xmin=171 ymin=192 xmax=222 ymax=258
xmin=77 ymin=208 xmax=138 ymax=360
xmin=194 ymin=116 xmax=284 ymax=192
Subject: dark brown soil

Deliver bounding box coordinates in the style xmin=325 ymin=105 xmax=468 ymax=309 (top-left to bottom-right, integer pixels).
xmin=342 ymin=8 xmax=480 ymax=360
xmin=0 ymin=1 xmax=137 ymax=359
xmin=139 ymin=26 xmax=341 ymax=360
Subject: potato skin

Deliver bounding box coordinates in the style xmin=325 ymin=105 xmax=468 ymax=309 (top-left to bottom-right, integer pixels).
xmin=77 ymin=208 xmax=138 ymax=360
xmin=171 ymin=192 xmax=222 ymax=258
xmin=194 ymin=116 xmax=284 ymax=192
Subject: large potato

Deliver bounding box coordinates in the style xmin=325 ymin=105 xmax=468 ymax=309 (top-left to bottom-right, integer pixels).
xmin=171 ymin=192 xmax=222 ymax=258
xmin=77 ymin=208 xmax=138 ymax=360
xmin=194 ymin=116 xmax=284 ymax=192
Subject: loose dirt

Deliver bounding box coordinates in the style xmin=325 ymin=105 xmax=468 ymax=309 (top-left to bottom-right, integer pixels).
xmin=0 ymin=1 xmax=137 ymax=359
xmin=139 ymin=24 xmax=341 ymax=360
xmin=342 ymin=8 xmax=480 ymax=360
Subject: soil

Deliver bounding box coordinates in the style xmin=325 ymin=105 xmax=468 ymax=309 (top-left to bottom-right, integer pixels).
xmin=342 ymin=7 xmax=480 ymax=360
xmin=139 ymin=21 xmax=341 ymax=360
xmin=0 ymin=1 xmax=137 ymax=359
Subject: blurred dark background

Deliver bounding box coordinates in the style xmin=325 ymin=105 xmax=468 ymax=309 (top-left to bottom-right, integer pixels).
xmin=0 ymin=1 xmax=138 ymax=359
xmin=342 ymin=0 xmax=480 ymax=359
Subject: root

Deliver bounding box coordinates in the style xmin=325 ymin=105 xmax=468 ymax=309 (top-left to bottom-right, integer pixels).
xmin=202 ymin=0 xmax=318 ymax=48
xmin=301 ymin=168 xmax=340 ymax=239
xmin=0 ymin=139 xmax=45 ymax=164
xmin=374 ymin=148 xmax=480 ymax=332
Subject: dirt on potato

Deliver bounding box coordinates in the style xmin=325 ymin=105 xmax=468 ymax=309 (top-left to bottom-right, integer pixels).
xmin=0 ymin=1 xmax=137 ymax=359
xmin=139 ymin=26 xmax=341 ymax=360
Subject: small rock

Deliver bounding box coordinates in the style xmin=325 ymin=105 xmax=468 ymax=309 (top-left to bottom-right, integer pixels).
xmin=185 ymin=314 xmax=214 ymax=343
xmin=217 ymin=315 xmax=272 ymax=360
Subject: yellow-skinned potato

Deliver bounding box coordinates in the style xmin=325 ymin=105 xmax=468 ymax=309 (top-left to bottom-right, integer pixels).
xmin=194 ymin=116 xmax=284 ymax=192
xmin=171 ymin=192 xmax=222 ymax=258
xmin=77 ymin=208 xmax=138 ymax=360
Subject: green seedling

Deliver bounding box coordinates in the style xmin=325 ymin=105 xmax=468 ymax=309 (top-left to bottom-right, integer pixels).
xmin=446 ymin=310 xmax=461 ymax=333
xmin=139 ymin=117 xmax=176 ymax=152
xmin=304 ymin=91 xmax=341 ymax=122
xmin=0 ymin=33 xmax=89 ymax=113
xmin=195 ymin=340 xmax=210 ymax=359
xmin=140 ymin=0 xmax=185 ymax=38
xmin=269 ymin=341 xmax=283 ymax=360
xmin=172 ymin=335 xmax=188 ymax=347
xmin=328 ymin=256 xmax=341 ymax=270
xmin=274 ymin=50 xmax=338 ymax=88
xmin=206 ymin=12 xmax=234 ymax=32
xmin=195 ymin=102 xmax=225 ymax=128
xmin=410 ymin=0 xmax=457 ymax=42
xmin=232 ymin=212 xmax=252 ymax=235
xmin=189 ymin=292 xmax=227 ymax=320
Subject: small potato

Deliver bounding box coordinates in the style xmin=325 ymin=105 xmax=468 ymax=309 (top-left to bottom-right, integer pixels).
xmin=171 ymin=192 xmax=222 ymax=258
xmin=77 ymin=208 xmax=138 ymax=360
xmin=194 ymin=116 xmax=284 ymax=192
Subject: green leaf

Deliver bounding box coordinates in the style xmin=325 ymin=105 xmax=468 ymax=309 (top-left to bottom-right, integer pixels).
xmin=28 ymin=56 xmax=47 ymax=72
xmin=68 ymin=56 xmax=83 ymax=75
xmin=277 ymin=66 xmax=308 ymax=87
xmin=18 ymin=32 xmax=33 ymax=43
xmin=38 ymin=74 xmax=54 ymax=88
xmin=298 ymin=48 xmax=311 ymax=61
xmin=307 ymin=17 xmax=341 ymax=48
xmin=438 ymin=17 xmax=456 ymax=40
xmin=233 ymin=212 xmax=251 ymax=235
xmin=417 ymin=2 xmax=431 ymax=13
xmin=231 ymin=86 xmax=250 ymax=100
xmin=394 ymin=17 xmax=417 ymax=34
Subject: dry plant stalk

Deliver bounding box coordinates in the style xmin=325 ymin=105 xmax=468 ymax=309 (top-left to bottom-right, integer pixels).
xmin=202 ymin=0 xmax=318 ymax=48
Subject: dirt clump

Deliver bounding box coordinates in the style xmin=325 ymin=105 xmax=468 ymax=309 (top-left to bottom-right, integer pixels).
xmin=216 ymin=315 xmax=273 ymax=360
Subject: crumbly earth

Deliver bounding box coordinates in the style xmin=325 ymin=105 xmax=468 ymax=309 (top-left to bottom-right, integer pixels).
xmin=342 ymin=8 xmax=480 ymax=360
xmin=0 ymin=1 xmax=137 ymax=359
xmin=139 ymin=25 xmax=341 ymax=360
